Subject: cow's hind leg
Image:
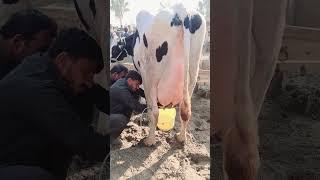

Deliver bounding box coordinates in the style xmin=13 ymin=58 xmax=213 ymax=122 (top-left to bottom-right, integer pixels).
xmin=176 ymin=96 xmax=191 ymax=143
xmin=175 ymin=12 xmax=206 ymax=143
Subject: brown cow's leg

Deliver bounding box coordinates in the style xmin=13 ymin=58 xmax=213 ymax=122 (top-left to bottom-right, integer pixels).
xmin=223 ymin=126 xmax=260 ymax=180
xmin=222 ymin=93 xmax=260 ymax=180
xmin=217 ymin=0 xmax=287 ymax=178
xmin=213 ymin=0 xmax=262 ymax=179
xmin=222 ymin=1 xmax=287 ymax=179
xmin=250 ymin=0 xmax=287 ymax=119
xmin=222 ymin=2 xmax=287 ymax=178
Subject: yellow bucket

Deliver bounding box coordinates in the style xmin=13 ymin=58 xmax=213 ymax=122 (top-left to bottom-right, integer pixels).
xmin=157 ymin=108 xmax=176 ymax=131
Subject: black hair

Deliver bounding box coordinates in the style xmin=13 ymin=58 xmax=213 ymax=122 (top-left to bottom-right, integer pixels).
xmin=0 ymin=9 xmax=57 ymax=40
xmin=110 ymin=64 xmax=128 ymax=74
xmin=125 ymin=70 xmax=142 ymax=83
xmin=48 ymin=28 xmax=104 ymax=73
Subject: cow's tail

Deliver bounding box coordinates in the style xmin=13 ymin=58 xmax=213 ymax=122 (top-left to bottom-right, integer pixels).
xmin=172 ymin=5 xmax=191 ymax=99
xmin=189 ymin=13 xmax=207 ymax=96
xmin=172 ymin=5 xmax=204 ymax=106
xmin=183 ymin=21 xmax=191 ymax=100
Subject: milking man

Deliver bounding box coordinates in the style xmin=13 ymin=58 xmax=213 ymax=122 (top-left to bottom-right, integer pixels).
xmin=0 ymin=28 xmax=109 ymax=180
xmin=109 ymin=70 xmax=147 ymax=143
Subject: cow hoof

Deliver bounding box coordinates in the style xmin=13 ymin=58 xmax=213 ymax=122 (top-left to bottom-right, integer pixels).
xmin=143 ymin=137 xmax=156 ymax=146
xmin=175 ymin=133 xmax=186 ymax=143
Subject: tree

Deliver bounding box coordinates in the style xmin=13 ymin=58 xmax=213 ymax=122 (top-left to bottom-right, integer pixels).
xmin=110 ymin=0 xmax=130 ymax=27
xmin=197 ymin=0 xmax=210 ymax=19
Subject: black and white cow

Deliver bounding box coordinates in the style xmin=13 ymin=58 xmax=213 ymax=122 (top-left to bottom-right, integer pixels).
xmin=111 ymin=32 xmax=137 ymax=63
xmin=111 ymin=4 xmax=206 ymax=146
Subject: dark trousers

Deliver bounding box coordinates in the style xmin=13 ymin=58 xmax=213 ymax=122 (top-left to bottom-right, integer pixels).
xmin=0 ymin=165 xmax=57 ymax=180
xmin=109 ymin=114 xmax=130 ymax=142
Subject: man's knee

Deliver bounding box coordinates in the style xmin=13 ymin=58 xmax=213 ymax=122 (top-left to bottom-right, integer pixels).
xmin=110 ymin=114 xmax=130 ymax=129
xmin=108 ymin=114 xmax=130 ymax=137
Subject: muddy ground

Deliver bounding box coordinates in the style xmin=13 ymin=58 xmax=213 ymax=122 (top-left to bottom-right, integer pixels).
xmin=212 ymin=72 xmax=320 ymax=180
xmin=66 ymin=84 xmax=210 ymax=180
xmin=109 ymin=85 xmax=210 ymax=180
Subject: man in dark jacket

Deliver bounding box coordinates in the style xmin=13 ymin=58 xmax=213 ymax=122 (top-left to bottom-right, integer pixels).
xmin=0 ymin=9 xmax=57 ymax=79
xmin=0 ymin=28 xmax=109 ymax=180
xmin=110 ymin=64 xmax=146 ymax=98
xmin=109 ymin=70 xmax=147 ymax=141
xmin=0 ymin=9 xmax=107 ymax=134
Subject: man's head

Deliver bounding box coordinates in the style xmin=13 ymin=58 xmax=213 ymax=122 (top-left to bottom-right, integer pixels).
xmin=110 ymin=64 xmax=128 ymax=82
xmin=48 ymin=28 xmax=104 ymax=94
xmin=125 ymin=70 xmax=142 ymax=92
xmin=0 ymin=9 xmax=57 ymax=62
xmin=124 ymin=27 xmax=128 ymax=33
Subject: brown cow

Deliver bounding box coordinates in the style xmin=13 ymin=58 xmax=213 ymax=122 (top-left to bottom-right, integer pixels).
xmin=212 ymin=0 xmax=287 ymax=179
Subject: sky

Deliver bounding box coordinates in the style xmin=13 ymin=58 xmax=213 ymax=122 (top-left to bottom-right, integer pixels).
xmin=110 ymin=0 xmax=201 ymax=26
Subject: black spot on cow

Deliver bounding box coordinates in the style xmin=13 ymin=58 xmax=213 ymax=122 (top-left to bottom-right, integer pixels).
xmin=171 ymin=13 xmax=182 ymax=27
xmin=156 ymin=41 xmax=168 ymax=62
xmin=143 ymin=34 xmax=148 ymax=48
xmin=183 ymin=16 xmax=190 ymax=29
xmin=138 ymin=61 xmax=140 ymax=67
xmin=190 ymin=14 xmax=202 ymax=33
xmin=89 ymin=0 xmax=96 ymax=17
xmin=2 ymin=0 xmax=19 ymax=4
xmin=184 ymin=14 xmax=202 ymax=34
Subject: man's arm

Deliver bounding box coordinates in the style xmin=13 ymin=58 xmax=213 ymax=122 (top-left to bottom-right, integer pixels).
xmin=30 ymin=86 xmax=109 ymax=161
xmin=137 ymin=88 xmax=145 ymax=98
xmin=117 ymin=88 xmax=147 ymax=113
xmin=88 ymin=84 xmax=109 ymax=114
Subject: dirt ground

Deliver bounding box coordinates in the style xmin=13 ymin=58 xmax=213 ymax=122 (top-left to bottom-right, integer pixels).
xmin=110 ymin=85 xmax=210 ymax=180
xmin=212 ymin=72 xmax=320 ymax=179
xmin=65 ymin=84 xmax=210 ymax=180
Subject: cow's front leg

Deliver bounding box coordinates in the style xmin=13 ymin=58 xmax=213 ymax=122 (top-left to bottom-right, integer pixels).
xmin=144 ymin=87 xmax=159 ymax=146
xmin=176 ymin=96 xmax=191 ymax=143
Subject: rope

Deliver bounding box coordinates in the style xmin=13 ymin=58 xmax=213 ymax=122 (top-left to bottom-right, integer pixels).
xmin=139 ymin=105 xmax=180 ymax=126
xmin=96 ymin=105 xmax=185 ymax=179
xmin=140 ymin=106 xmax=152 ymax=126
xmin=98 ymin=152 xmax=110 ymax=180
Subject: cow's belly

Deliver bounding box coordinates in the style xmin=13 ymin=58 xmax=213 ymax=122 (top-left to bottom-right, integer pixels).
xmin=157 ymin=57 xmax=184 ymax=107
